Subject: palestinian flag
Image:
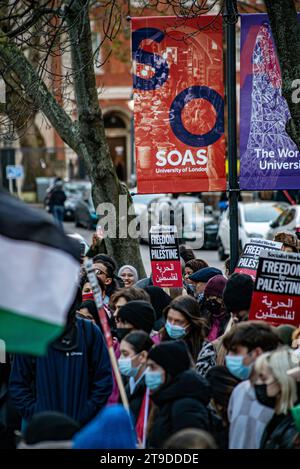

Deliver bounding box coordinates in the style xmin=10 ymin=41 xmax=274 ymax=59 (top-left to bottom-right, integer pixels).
xmin=0 ymin=190 xmax=80 ymax=355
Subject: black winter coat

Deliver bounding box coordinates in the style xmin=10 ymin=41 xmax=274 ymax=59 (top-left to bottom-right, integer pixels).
xmin=125 ymin=377 xmax=147 ymax=425
xmin=148 ymin=369 xmax=211 ymax=448
xmin=260 ymin=412 xmax=298 ymax=449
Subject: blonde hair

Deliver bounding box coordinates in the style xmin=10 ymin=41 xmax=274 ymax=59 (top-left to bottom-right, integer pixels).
xmin=255 ymin=347 xmax=298 ymax=415
xmin=292 ymin=328 xmax=300 ymax=342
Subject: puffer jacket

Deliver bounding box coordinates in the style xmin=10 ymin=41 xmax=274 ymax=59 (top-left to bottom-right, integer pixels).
xmin=147 ymin=369 xmax=211 ymax=448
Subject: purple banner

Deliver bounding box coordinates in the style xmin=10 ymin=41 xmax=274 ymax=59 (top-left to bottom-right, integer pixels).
xmin=240 ymin=14 xmax=300 ymax=190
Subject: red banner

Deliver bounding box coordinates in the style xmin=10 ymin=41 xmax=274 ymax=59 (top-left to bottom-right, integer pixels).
xmin=132 ymin=16 xmax=225 ymax=193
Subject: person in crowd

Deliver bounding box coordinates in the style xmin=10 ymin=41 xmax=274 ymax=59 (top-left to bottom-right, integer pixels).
xmin=255 ymin=347 xmax=299 ymax=449
xmin=76 ymin=297 xmax=120 ymax=405
xmin=205 ymin=366 xmax=240 ymax=449
xmin=211 ymin=273 xmax=254 ymax=367
xmin=169 ymin=287 xmax=188 ymax=300
xmin=200 ymin=275 xmax=229 ymax=342
xmin=189 ymin=267 xmax=222 ymax=304
xmin=274 ymin=231 xmax=300 ymax=253
xmin=93 ymin=254 xmax=122 ymax=301
xmin=118 ymin=331 xmax=154 ymax=424
xmin=145 ymin=340 xmax=212 ymax=448
xmin=179 ymin=245 xmax=195 ymax=263
xmin=292 ymin=328 xmax=300 ymax=352
xmin=115 ymin=300 xmax=156 ymax=343
xmin=9 ymin=289 xmax=113 ymax=426
xmin=17 ymin=412 xmax=79 ymax=449
xmin=81 ymin=278 xmax=94 ymax=301
xmin=118 ymin=265 xmax=139 ymax=288
xmin=110 ymin=287 xmax=150 ymax=318
xmin=80 ymin=270 xmax=107 ymax=301
xmin=72 ymin=405 xmax=137 ymax=449
xmin=135 ymin=276 xmax=153 ymax=289
xmin=161 ymin=296 xmax=215 ymax=371
xmin=275 ymin=324 xmax=296 ymax=347
xmin=223 ymin=273 xmax=254 ymax=325
xmin=48 ymin=179 xmax=66 ymax=230
xmin=85 ymin=229 xmax=106 ymax=258
xmin=77 ymin=299 xmax=116 ymax=337
xmin=223 ymin=321 xmax=281 ymax=449
xmin=184 ymin=259 xmax=209 ymax=281
xmin=184 ymin=259 xmax=209 ymax=296
xmin=144 ymin=286 xmax=171 ymax=331
xmin=163 ymin=428 xmax=217 ymax=449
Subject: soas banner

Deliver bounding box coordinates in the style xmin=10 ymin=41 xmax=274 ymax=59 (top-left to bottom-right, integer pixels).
xmin=240 ymin=14 xmax=300 ymax=190
xmin=131 ymin=16 xmax=225 ymax=194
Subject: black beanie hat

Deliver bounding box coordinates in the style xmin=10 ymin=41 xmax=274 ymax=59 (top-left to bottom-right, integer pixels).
xmin=148 ymin=340 xmax=192 ymax=377
xmin=223 ymin=273 xmax=254 ymax=313
xmin=118 ymin=300 xmax=156 ymax=333
xmin=24 ymin=412 xmax=80 ymax=444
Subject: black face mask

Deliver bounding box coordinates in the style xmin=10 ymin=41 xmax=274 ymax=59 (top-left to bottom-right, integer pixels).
xmin=116 ymin=328 xmax=133 ymax=342
xmin=254 ymin=384 xmax=277 ymax=409
xmin=205 ymin=299 xmax=224 ymax=317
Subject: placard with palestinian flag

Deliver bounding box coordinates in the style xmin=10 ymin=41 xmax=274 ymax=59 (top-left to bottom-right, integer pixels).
xmin=249 ymin=249 xmax=300 ymax=327
xmin=0 ymin=190 xmax=80 ymax=355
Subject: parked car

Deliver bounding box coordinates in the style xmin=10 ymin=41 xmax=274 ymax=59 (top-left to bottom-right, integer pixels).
xmin=217 ymin=202 xmax=288 ymax=260
xmin=266 ymin=205 xmax=300 ymax=240
xmin=74 ymin=196 xmax=98 ymax=230
xmin=139 ymin=194 xmax=218 ymax=249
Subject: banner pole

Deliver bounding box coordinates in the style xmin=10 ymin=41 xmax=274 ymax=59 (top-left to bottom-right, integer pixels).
xmin=224 ymin=0 xmax=239 ymax=274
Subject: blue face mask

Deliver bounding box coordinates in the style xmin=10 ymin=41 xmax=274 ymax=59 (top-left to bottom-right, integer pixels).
xmin=118 ymin=357 xmax=140 ymax=378
xmin=225 ymin=355 xmax=253 ymax=381
xmin=165 ymin=321 xmax=187 ymax=340
xmin=145 ymin=370 xmax=164 ymax=391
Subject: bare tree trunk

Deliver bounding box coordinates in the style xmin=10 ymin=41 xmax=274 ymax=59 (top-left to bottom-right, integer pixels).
xmin=0 ymin=4 xmax=146 ymax=276
xmin=264 ymin=0 xmax=300 ymax=149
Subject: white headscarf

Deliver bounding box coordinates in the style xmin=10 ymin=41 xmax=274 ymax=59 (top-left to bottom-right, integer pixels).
xmin=118 ymin=265 xmax=138 ymax=284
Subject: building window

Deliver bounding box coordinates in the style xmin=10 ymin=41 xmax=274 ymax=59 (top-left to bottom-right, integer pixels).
xmin=104 ymin=113 xmax=126 ymax=129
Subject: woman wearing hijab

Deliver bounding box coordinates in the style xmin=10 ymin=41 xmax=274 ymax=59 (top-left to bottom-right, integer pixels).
xmin=118 ymin=265 xmax=139 ymax=288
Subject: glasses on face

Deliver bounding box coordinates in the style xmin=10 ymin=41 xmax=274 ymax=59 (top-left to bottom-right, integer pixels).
xmin=95 ymin=268 xmax=107 ymax=277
